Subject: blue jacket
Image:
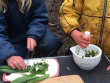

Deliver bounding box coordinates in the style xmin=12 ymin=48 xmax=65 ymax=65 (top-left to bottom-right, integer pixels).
xmin=0 ymin=0 xmax=48 ymax=64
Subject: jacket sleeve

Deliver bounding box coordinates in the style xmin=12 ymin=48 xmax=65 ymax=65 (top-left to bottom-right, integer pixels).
xmin=59 ymin=0 xmax=83 ymax=35
xmin=0 ymin=11 xmax=18 ymax=64
xmin=26 ymin=0 xmax=48 ymax=42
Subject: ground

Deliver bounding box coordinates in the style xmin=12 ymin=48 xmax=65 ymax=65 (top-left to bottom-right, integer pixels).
xmin=45 ymin=0 xmax=70 ymax=56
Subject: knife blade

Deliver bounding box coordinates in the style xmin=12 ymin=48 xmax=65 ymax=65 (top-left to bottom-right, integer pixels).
xmin=27 ymin=47 xmax=31 ymax=66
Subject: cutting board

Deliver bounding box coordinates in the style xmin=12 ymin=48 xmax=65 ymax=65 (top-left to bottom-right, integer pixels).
xmin=36 ymin=75 xmax=84 ymax=83
xmin=3 ymin=58 xmax=59 ymax=82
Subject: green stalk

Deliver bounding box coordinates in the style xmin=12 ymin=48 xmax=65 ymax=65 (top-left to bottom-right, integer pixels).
xmin=27 ymin=74 xmax=49 ymax=83
xmin=11 ymin=75 xmax=38 ymax=83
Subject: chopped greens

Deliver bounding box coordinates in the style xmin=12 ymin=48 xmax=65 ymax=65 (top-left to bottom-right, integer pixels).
xmin=29 ymin=61 xmax=49 ymax=76
xmin=77 ymin=49 xmax=98 ymax=58
xmin=41 ymin=59 xmax=46 ymax=61
xmin=67 ymin=67 xmax=71 ymax=71
xmin=82 ymin=56 xmax=84 ymax=58
xmin=85 ymin=49 xmax=98 ymax=57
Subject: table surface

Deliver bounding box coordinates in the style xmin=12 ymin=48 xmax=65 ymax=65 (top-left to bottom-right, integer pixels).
xmin=58 ymin=55 xmax=110 ymax=83
xmin=0 ymin=55 xmax=110 ymax=83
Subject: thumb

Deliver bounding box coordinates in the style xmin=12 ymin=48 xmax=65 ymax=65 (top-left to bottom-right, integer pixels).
xmin=107 ymin=65 xmax=110 ymax=71
xmin=90 ymin=35 xmax=93 ymax=38
xmin=89 ymin=35 xmax=93 ymax=40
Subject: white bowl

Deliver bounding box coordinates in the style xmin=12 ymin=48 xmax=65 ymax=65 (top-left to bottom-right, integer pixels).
xmin=70 ymin=44 xmax=102 ymax=70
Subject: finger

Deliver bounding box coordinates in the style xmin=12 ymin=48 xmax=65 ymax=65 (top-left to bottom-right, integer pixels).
xmin=30 ymin=42 xmax=34 ymax=51
xmin=79 ymin=37 xmax=90 ymax=45
xmin=27 ymin=39 xmax=31 ymax=49
xmin=90 ymin=35 xmax=93 ymax=38
xmin=89 ymin=35 xmax=93 ymax=41
xmin=107 ymin=65 xmax=110 ymax=71
xmin=19 ymin=62 xmax=27 ymax=70
xmin=80 ymin=43 xmax=89 ymax=49
xmin=81 ymin=39 xmax=90 ymax=45
xmin=34 ymin=42 xmax=37 ymax=47
xmin=8 ymin=63 xmax=16 ymax=69
xmin=18 ymin=57 xmax=27 ymax=70
xmin=80 ymin=34 xmax=90 ymax=45
xmin=82 ymin=35 xmax=90 ymax=41
xmin=82 ymin=35 xmax=92 ymax=44
xmin=13 ymin=61 xmax=21 ymax=70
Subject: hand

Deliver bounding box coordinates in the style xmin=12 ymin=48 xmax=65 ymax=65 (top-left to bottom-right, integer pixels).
xmin=71 ymin=30 xmax=93 ymax=49
xmin=107 ymin=65 xmax=110 ymax=71
xmin=6 ymin=56 xmax=27 ymax=70
xmin=27 ymin=38 xmax=37 ymax=51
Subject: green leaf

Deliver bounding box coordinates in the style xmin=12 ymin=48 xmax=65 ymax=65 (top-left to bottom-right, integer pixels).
xmin=82 ymin=56 xmax=84 ymax=58
xmin=67 ymin=67 xmax=71 ymax=71
xmin=10 ymin=75 xmax=37 ymax=83
xmin=27 ymin=74 xmax=50 ymax=83
xmin=0 ymin=65 xmax=31 ymax=73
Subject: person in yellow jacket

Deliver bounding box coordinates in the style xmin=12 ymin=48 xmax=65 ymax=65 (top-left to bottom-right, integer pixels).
xmin=59 ymin=0 xmax=110 ymax=70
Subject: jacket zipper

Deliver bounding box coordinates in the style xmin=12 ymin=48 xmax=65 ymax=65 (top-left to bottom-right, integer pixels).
xmin=99 ymin=0 xmax=107 ymax=48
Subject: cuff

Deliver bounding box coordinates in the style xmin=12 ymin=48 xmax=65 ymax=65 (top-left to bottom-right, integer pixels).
xmin=28 ymin=35 xmax=38 ymax=42
xmin=69 ymin=27 xmax=80 ymax=38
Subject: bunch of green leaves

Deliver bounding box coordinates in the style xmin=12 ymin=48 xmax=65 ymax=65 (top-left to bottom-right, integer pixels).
xmin=0 ymin=59 xmax=50 ymax=83
xmin=0 ymin=65 xmax=31 ymax=73
xmin=11 ymin=74 xmax=49 ymax=83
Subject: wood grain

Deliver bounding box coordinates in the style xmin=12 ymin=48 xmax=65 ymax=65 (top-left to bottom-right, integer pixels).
xmin=35 ymin=75 xmax=84 ymax=83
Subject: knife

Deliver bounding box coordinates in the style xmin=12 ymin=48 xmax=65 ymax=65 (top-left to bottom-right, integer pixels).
xmin=27 ymin=47 xmax=31 ymax=66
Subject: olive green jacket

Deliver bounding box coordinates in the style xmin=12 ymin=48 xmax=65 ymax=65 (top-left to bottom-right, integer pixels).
xmin=59 ymin=0 xmax=110 ymax=58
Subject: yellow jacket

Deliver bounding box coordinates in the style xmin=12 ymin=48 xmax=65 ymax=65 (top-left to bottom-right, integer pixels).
xmin=59 ymin=0 xmax=110 ymax=58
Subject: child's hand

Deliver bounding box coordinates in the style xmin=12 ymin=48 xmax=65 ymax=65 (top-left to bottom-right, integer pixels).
xmin=27 ymin=38 xmax=37 ymax=51
xmin=71 ymin=30 xmax=93 ymax=49
xmin=6 ymin=56 xmax=27 ymax=70
xmin=107 ymin=65 xmax=110 ymax=71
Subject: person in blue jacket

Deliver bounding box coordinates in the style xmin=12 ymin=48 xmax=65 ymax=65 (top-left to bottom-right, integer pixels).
xmin=0 ymin=0 xmax=63 ymax=70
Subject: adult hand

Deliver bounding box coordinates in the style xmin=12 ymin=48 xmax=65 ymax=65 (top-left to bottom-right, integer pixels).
xmin=107 ymin=65 xmax=110 ymax=71
xmin=71 ymin=30 xmax=93 ymax=49
xmin=6 ymin=56 xmax=27 ymax=70
xmin=27 ymin=38 xmax=37 ymax=51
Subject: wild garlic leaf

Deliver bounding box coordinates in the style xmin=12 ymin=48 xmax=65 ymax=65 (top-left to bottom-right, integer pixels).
xmin=67 ymin=67 xmax=71 ymax=71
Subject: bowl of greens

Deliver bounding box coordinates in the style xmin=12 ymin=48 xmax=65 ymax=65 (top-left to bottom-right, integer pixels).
xmin=70 ymin=44 xmax=102 ymax=70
